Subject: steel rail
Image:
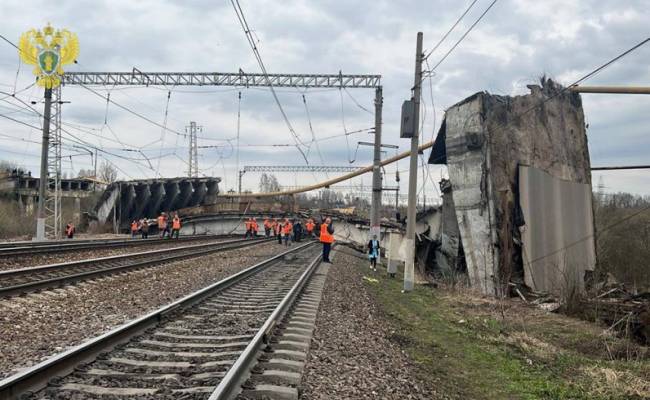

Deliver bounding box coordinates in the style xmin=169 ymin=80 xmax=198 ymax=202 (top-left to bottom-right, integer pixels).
xmin=0 ymin=238 xmax=272 ymax=298
xmin=209 ymin=243 xmax=322 ymax=399
xmin=0 ymin=234 xmax=229 ymax=256
xmin=0 ymin=241 xmax=318 ymax=400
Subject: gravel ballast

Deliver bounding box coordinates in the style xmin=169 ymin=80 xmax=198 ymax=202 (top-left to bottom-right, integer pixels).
xmin=0 ymin=241 xmax=286 ymax=379
xmin=300 ymin=248 xmax=440 ymax=399
xmin=0 ymin=237 xmax=234 ymax=271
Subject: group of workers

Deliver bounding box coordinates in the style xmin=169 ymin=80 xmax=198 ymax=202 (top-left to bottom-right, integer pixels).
xmin=243 ymin=216 xmax=335 ymax=263
xmin=243 ymin=217 xmax=312 ymax=243
xmin=129 ymin=212 xmax=182 ymax=240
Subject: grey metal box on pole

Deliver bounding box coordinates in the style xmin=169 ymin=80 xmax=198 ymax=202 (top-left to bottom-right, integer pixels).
xmin=400 ymin=99 xmax=415 ymax=138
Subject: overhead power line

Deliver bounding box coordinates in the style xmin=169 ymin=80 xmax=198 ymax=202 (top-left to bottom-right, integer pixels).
xmin=74 ymin=82 xmax=188 ymax=138
xmin=426 ymin=0 xmax=500 ymax=73
xmin=230 ymin=0 xmax=309 ymax=164
xmin=423 ymin=0 xmax=479 ymax=60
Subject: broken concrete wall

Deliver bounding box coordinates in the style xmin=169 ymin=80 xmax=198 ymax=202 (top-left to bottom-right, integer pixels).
xmin=430 ymin=78 xmax=593 ymax=296
xmin=434 ymin=93 xmax=500 ymax=295
xmin=436 ymin=179 xmax=463 ymax=276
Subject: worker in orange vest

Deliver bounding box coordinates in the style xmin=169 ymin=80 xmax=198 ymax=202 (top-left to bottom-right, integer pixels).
xmin=140 ymin=218 xmax=149 ymax=239
xmin=274 ymin=218 xmax=282 ymax=244
xmin=305 ymin=219 xmax=315 ymax=238
xmin=244 ymin=218 xmax=253 ymax=238
xmin=282 ymin=218 xmax=293 ymax=246
xmin=320 ymin=217 xmax=334 ymax=263
xmin=263 ymin=217 xmax=271 ymax=237
xmin=65 ymin=222 xmax=75 ymax=239
xmin=252 ymin=218 xmax=259 ymax=237
xmin=130 ymin=220 xmax=139 ymax=238
xmin=171 ymin=213 xmax=182 ymax=239
xmin=157 ymin=213 xmax=168 ymax=238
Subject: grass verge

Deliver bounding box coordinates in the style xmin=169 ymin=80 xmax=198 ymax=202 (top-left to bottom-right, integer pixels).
xmin=363 ymin=264 xmax=649 ymax=400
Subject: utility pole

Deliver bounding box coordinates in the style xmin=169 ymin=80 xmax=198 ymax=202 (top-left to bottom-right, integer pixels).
xmin=94 ymin=151 xmax=98 ymax=191
xmin=404 ymin=32 xmax=423 ymax=292
xmin=34 ymin=88 xmax=52 ymax=241
xmin=238 ymin=170 xmax=245 ymax=194
xmin=370 ymin=86 xmax=383 ymax=239
xmin=236 ymin=91 xmax=241 ymax=192
xmin=186 ymin=121 xmax=201 ymax=177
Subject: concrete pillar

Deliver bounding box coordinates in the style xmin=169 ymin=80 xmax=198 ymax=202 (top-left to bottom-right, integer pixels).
xmin=205 ymin=180 xmax=219 ymax=204
xmin=189 ymin=181 xmax=207 ymax=206
xmin=73 ymin=197 xmax=81 ymax=224
xmin=175 ymin=180 xmax=193 ymax=210
xmin=147 ymin=182 xmax=166 ymax=218
xmin=161 ymin=181 xmax=180 ymax=211
xmin=121 ymin=184 xmax=136 ymax=222
xmin=26 ymin=195 xmax=35 ymax=216
xmin=17 ymin=195 xmax=24 ymax=215
xmin=387 ymin=232 xmax=400 ymax=277
xmin=132 ymin=184 xmax=151 ymax=220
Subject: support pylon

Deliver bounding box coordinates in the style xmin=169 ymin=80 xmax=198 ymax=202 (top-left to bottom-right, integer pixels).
xmin=45 ymin=86 xmax=63 ymax=239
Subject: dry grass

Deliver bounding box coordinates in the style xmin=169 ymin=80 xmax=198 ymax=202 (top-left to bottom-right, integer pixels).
xmin=583 ymin=366 xmax=650 ymax=398
xmin=0 ymin=199 xmax=34 ymax=239
xmin=369 ymin=271 xmax=650 ymax=399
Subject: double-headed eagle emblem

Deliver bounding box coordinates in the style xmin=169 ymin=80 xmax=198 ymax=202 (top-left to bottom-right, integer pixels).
xmin=19 ymin=24 xmax=79 ymax=89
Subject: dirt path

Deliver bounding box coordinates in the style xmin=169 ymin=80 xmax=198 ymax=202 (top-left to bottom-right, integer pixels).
xmin=300 ymin=247 xmax=442 ymax=399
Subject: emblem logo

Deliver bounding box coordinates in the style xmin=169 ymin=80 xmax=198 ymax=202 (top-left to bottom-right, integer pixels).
xmin=19 ymin=23 xmax=79 ymax=89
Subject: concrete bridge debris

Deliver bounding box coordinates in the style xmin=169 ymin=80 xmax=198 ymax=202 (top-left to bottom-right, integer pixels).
xmin=0 ymin=168 xmax=103 ymax=220
xmin=94 ymin=177 xmax=220 ymax=228
xmin=428 ymin=78 xmax=595 ymax=296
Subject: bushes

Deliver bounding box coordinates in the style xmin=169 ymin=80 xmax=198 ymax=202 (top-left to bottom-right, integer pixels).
xmin=0 ymin=198 xmax=35 ymax=239
xmin=595 ymin=193 xmax=650 ymax=291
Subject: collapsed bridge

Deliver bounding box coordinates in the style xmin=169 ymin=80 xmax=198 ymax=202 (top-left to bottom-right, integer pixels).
xmin=94 ymin=177 xmax=220 ymax=227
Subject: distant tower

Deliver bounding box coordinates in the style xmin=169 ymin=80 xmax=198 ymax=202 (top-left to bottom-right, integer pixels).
xmin=596 ymin=175 xmax=606 ymax=205
xmin=186 ymin=121 xmax=202 ymax=178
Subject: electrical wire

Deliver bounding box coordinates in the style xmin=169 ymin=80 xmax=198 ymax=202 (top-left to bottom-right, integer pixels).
xmin=338 ymin=88 xmax=354 ymax=163
xmin=423 ymin=0 xmax=479 ymax=60
xmin=74 ymin=82 xmax=188 ymax=138
xmin=426 ymin=0 xmax=499 ymax=73
xmin=301 ymin=92 xmax=328 ymax=179
xmin=155 ymin=90 xmax=172 ymax=174
xmin=343 ymin=87 xmax=373 ymax=115
xmin=230 ymin=0 xmax=309 ymax=164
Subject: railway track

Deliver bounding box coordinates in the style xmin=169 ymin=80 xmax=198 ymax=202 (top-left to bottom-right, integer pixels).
xmin=0 ymin=234 xmax=229 ymax=257
xmin=0 ymin=242 xmax=322 ymax=400
xmin=0 ymin=237 xmax=271 ymax=298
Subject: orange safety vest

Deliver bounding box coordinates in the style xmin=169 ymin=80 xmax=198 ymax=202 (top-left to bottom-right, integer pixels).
xmin=157 ymin=216 xmax=166 ymax=228
xmin=264 ymin=219 xmax=270 ymax=228
xmin=273 ymin=221 xmax=280 ymax=234
xmin=306 ymin=221 xmax=315 ymax=232
xmin=245 ymin=219 xmax=252 ymax=230
xmin=66 ymin=224 xmax=75 ymax=235
xmin=172 ymin=217 xmax=181 ymax=230
xmin=320 ymin=223 xmax=334 ymax=243
xmin=252 ymin=221 xmax=258 ymax=231
xmin=131 ymin=222 xmax=138 ymax=232
xmin=283 ymin=223 xmax=292 ymax=235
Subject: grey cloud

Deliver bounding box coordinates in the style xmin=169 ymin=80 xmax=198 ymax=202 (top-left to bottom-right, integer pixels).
xmin=0 ymin=0 xmax=648 ymax=196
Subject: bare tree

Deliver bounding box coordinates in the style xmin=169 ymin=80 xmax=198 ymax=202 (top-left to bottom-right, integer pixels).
xmin=259 ymin=173 xmax=280 ymax=193
xmin=77 ymin=168 xmax=94 ymax=178
xmin=98 ymin=161 xmax=118 ymax=183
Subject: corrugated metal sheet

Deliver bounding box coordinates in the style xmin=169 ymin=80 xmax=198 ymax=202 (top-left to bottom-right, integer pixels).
xmin=519 ymin=165 xmax=596 ymax=294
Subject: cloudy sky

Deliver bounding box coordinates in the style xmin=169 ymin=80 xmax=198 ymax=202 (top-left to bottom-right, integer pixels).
xmin=0 ymin=0 xmax=648 ymax=200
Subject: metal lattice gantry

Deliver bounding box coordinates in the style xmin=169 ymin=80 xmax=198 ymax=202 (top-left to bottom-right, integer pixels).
xmin=186 ymin=121 xmax=201 ymax=178
xmin=62 ymin=71 xmax=381 ymax=88
xmin=243 ymin=165 xmax=363 ymax=173
xmin=59 ymin=69 xmax=384 ymax=235
xmin=45 ymin=86 xmax=63 ymax=239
